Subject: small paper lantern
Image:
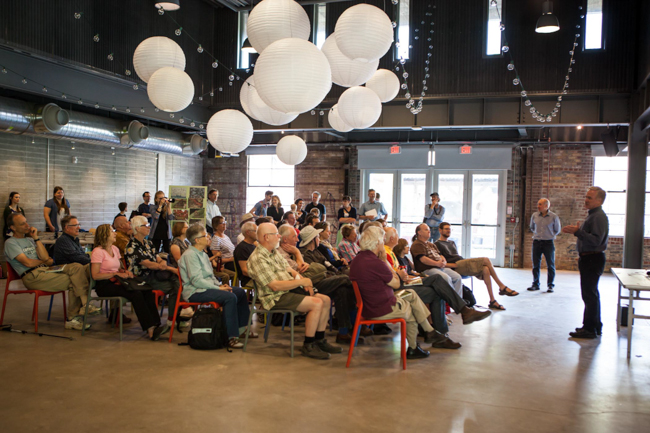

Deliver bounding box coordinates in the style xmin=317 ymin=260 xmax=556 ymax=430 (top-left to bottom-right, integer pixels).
xmin=335 ymin=4 xmax=393 ymax=63
xmin=133 ymin=36 xmax=186 ymax=83
xmin=337 ymin=86 xmax=382 ymax=129
xmin=147 ymin=67 xmax=194 ymax=112
xmin=240 ymin=76 xmax=298 ymax=125
xmin=206 ymin=109 xmax=254 ymax=154
xmin=321 ymin=33 xmax=379 ymax=88
xmin=365 ymin=69 xmax=400 ymax=103
xmin=247 ymin=0 xmax=311 ymax=54
xmin=254 ymin=38 xmax=332 ymax=115
xmin=328 ymin=104 xmax=353 ymax=133
xmin=276 ymin=135 xmax=308 ymax=165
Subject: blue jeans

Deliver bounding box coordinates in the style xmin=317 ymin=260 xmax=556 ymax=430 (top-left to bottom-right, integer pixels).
xmin=532 ymin=240 xmax=556 ymax=288
xmin=428 ymin=227 xmax=441 ymax=243
xmin=189 ymin=287 xmax=250 ymax=338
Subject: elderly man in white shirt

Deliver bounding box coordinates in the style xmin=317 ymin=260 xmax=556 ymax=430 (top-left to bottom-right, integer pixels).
xmin=205 ymin=189 xmax=221 ymax=235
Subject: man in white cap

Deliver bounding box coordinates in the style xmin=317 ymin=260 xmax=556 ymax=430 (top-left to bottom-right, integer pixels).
xmin=236 ymin=212 xmax=256 ymax=244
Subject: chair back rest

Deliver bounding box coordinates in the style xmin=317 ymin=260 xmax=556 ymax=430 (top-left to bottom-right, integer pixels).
xmin=350 ymin=280 xmax=365 ymax=321
xmin=5 ymin=261 xmax=28 ymax=291
xmin=250 ymin=280 xmax=260 ymax=306
xmin=6 ymin=261 xmax=20 ymax=282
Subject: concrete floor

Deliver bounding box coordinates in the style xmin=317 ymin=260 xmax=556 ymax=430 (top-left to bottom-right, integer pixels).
xmin=1 ymin=268 xmax=649 ymax=433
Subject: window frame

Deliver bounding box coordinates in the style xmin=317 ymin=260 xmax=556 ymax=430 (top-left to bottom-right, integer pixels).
xmin=237 ymin=11 xmax=250 ymax=70
xmin=483 ymin=0 xmax=505 ymax=59
xmin=394 ymin=0 xmax=410 ymax=61
xmin=583 ymin=0 xmax=606 ymax=51
xmin=312 ymin=3 xmax=327 ymax=49
xmin=246 ymin=154 xmax=296 ymax=215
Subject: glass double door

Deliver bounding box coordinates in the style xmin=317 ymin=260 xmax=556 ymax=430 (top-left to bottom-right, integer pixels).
xmin=434 ymin=171 xmax=505 ymax=266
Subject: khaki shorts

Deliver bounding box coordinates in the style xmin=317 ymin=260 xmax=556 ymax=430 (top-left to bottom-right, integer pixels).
xmin=271 ymin=292 xmax=306 ymax=311
xmin=454 ymin=258 xmax=485 ymax=278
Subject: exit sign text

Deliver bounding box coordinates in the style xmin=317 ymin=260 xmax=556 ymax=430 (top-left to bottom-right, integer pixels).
xmin=390 ymin=145 xmax=401 ymax=154
xmin=460 ymin=145 xmax=472 ymax=154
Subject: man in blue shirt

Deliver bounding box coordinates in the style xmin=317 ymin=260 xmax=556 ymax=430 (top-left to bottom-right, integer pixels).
xmin=562 ymin=187 xmax=609 ymax=339
xmin=358 ymin=189 xmax=388 ymax=222
xmin=424 ymin=193 xmax=445 ymax=242
xmin=528 ymin=198 xmax=562 ymax=293
xmin=251 ymin=190 xmax=273 ymax=217
xmin=138 ymin=191 xmax=152 ymax=224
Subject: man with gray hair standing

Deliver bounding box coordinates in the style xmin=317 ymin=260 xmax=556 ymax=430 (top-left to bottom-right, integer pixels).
xmin=528 ymin=198 xmax=561 ymax=293
xmin=562 ymin=187 xmax=609 ymax=339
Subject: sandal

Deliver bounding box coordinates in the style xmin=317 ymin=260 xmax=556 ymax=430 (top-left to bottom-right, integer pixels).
xmin=499 ymin=287 xmax=519 ymax=297
xmin=239 ymin=330 xmax=259 ymax=339
xmin=489 ymin=300 xmax=506 ymax=310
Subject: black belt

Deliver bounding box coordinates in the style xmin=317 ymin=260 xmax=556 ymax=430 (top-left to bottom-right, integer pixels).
xmin=579 ymin=251 xmax=603 ymax=257
xmin=20 ymin=268 xmax=39 ymax=278
xmin=533 ymin=239 xmax=554 ymax=242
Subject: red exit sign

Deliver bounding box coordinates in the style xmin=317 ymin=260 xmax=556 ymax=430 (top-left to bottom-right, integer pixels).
xmin=390 ymin=145 xmax=401 ymax=154
xmin=460 ymin=145 xmax=472 ymax=154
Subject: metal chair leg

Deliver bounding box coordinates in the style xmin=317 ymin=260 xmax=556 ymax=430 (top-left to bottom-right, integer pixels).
xmin=47 ymin=296 xmax=54 ymax=321
xmin=82 ymin=302 xmax=90 ymax=336
xmin=118 ymin=299 xmax=123 ymax=341
xmin=264 ymin=313 xmax=272 ymax=342
xmin=289 ymin=311 xmax=295 ymax=358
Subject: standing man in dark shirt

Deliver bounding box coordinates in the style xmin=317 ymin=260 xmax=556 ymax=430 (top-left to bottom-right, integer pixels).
xmin=233 ymin=221 xmax=258 ymax=287
xmin=562 ymin=186 xmax=609 ymax=339
xmin=304 ymin=191 xmax=326 ymax=222
xmin=138 ymin=192 xmax=152 ymax=224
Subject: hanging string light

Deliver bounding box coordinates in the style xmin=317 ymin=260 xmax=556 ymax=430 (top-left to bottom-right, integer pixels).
xmin=491 ymin=1 xmax=583 ymax=122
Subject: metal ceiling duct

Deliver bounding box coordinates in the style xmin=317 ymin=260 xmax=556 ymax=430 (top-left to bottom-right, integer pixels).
xmin=0 ymin=96 xmax=205 ymax=156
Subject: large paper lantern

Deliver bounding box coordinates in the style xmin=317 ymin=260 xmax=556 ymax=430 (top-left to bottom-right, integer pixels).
xmin=254 ymin=38 xmax=332 ymax=115
xmin=328 ymin=104 xmax=353 ymax=133
xmin=321 ymin=34 xmax=379 ymax=88
xmin=276 ymin=135 xmax=308 ymax=165
xmin=147 ymin=67 xmax=194 ymax=112
xmin=365 ymin=69 xmax=400 ymax=103
xmin=337 ymin=86 xmax=382 ymax=129
xmin=247 ymin=0 xmax=311 ymax=54
xmin=133 ymin=36 xmax=186 ymax=83
xmin=240 ymin=76 xmax=298 ymax=126
xmin=206 ymin=109 xmax=254 ymax=154
xmin=334 ymin=4 xmax=393 ymax=63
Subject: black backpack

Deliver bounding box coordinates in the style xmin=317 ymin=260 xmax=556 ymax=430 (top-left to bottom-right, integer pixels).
xmin=462 ymin=285 xmax=477 ymax=307
xmin=186 ymin=307 xmax=230 ymax=350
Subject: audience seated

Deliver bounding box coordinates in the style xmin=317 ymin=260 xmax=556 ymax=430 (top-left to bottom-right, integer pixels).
xmin=53 ymin=215 xmax=91 ymax=267
xmin=178 ymin=224 xmax=254 ymax=348
xmin=125 ymin=216 xmax=181 ymax=332
xmin=301 ymin=214 xmax=320 ymax=230
xmin=236 ymin=212 xmax=255 ymax=244
xmin=113 ymin=216 xmax=133 ymax=256
xmin=314 ymin=222 xmax=348 ymax=269
xmin=337 ymin=224 xmax=360 ymax=263
xmin=210 ymin=216 xmax=236 ymax=283
xmin=392 ymin=239 xmax=417 ymax=276
xmin=281 ymin=211 xmax=299 ymax=232
xmin=435 ymin=222 xmax=518 ymax=310
xmin=233 ymin=221 xmax=258 ymax=287
xmin=247 ymin=223 xmax=340 ymax=359
xmin=4 ymin=213 xmax=94 ymax=330
xmin=277 ymin=225 xmax=310 ymax=275
xmin=90 ymin=224 xmax=165 ymax=340
xmin=410 ymin=224 xmax=463 ymax=297
xmin=348 ymin=226 xmax=436 ymax=360
xmin=170 ymin=221 xmax=190 ymax=268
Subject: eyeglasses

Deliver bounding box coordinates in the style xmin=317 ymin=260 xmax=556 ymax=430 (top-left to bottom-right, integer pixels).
xmin=264 ymin=232 xmax=280 ymax=238
xmin=68 ymin=224 xmax=81 ymax=228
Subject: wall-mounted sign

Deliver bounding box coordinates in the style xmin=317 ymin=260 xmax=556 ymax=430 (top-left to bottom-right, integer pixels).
xmin=460 ymin=145 xmax=472 ymax=155
xmin=390 ymin=145 xmax=401 ymax=155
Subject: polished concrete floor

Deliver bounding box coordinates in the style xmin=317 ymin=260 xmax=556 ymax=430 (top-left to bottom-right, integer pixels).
xmin=1 ymin=268 xmax=649 ymax=433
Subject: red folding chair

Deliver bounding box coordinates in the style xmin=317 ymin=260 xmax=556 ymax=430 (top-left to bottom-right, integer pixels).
xmin=168 ymin=268 xmax=220 ymax=342
xmin=1 ymin=263 xmax=67 ymax=332
xmin=346 ymin=281 xmax=407 ymax=370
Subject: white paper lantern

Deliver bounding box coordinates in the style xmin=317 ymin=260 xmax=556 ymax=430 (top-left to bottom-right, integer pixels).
xmin=276 ymin=135 xmax=308 ymax=165
xmin=240 ymin=76 xmax=299 ymax=125
xmin=247 ymin=0 xmax=311 ymax=54
xmin=254 ymin=38 xmax=332 ymax=115
xmin=365 ymin=69 xmax=400 ymax=103
xmin=147 ymin=67 xmax=194 ymax=112
xmin=328 ymin=104 xmax=353 ymax=133
xmin=321 ymin=33 xmax=379 ymax=88
xmin=335 ymin=4 xmax=393 ymax=63
xmin=133 ymin=36 xmax=186 ymax=83
xmin=206 ymin=109 xmax=254 ymax=154
xmin=337 ymin=86 xmax=382 ymax=129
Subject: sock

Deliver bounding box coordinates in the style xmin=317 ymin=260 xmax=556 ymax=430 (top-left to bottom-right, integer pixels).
xmin=339 ymin=327 xmax=349 ymax=335
xmin=304 ymin=336 xmax=315 ymax=344
xmin=315 ymin=331 xmax=325 ymax=341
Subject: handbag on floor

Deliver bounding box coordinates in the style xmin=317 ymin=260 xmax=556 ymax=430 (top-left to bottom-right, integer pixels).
xmin=111 ymin=275 xmax=154 ymax=291
xmin=186 ymin=307 xmax=230 ymax=351
xmin=462 ymin=285 xmax=476 ymax=307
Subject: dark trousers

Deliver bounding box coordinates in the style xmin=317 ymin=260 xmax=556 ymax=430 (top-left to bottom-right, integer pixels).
xmin=532 ymin=240 xmax=556 ymax=288
xmin=95 ymin=279 xmax=161 ymax=331
xmin=151 ymin=238 xmax=170 ymax=254
xmin=206 ymin=226 xmax=214 ymax=235
xmin=144 ymin=273 xmax=179 ymax=321
xmin=578 ymin=252 xmax=605 ymax=332
xmin=409 ymin=274 xmax=467 ymax=334
xmin=189 ymin=287 xmax=249 ymax=338
xmin=315 ymin=275 xmax=356 ymax=329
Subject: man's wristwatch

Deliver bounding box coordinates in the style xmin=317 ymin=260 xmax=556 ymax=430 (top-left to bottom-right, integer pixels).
xmin=33 ymin=238 xmax=40 ymax=242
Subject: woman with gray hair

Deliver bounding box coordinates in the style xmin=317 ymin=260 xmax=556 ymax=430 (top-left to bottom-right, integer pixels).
xmin=178 ymin=224 xmax=255 ymax=348
xmin=349 ymin=226 xmax=437 ymax=360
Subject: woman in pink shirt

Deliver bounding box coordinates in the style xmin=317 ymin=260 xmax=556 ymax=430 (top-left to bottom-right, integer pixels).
xmin=90 ymin=224 xmax=164 ymax=341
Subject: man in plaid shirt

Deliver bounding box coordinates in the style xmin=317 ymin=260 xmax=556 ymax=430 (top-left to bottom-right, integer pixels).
xmin=247 ymin=222 xmax=342 ymax=360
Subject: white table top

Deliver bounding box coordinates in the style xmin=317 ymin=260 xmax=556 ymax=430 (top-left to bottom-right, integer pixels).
xmin=610 ymin=268 xmax=650 ymax=290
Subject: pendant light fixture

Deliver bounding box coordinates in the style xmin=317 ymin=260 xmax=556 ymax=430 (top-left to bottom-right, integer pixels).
xmin=155 ymin=0 xmax=180 ymax=11
xmin=535 ymin=1 xmax=560 ymax=33
xmin=241 ymin=38 xmax=257 ymax=54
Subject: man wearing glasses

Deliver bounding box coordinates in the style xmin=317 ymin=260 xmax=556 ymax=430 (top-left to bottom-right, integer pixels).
xmin=53 ymin=215 xmax=91 ymax=266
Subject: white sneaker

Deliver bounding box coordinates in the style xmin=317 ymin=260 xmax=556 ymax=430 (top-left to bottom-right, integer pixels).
xmin=65 ymin=317 xmax=91 ymax=330
xmin=180 ymin=307 xmax=194 ymax=318
xmin=84 ymin=304 xmax=102 ymax=316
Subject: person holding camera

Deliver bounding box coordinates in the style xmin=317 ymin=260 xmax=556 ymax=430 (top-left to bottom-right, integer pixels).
xmin=424 ymin=193 xmax=445 ymax=243
xmin=150 ymin=191 xmax=173 ymax=254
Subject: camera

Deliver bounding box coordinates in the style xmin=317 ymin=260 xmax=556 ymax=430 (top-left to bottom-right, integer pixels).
xmin=164 ymin=197 xmax=176 ymax=203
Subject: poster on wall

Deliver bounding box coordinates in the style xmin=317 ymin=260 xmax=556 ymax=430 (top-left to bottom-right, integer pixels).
xmin=168 ymin=185 xmax=207 ymax=227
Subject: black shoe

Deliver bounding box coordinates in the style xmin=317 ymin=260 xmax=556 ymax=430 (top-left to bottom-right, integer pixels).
xmin=430 ymin=333 xmax=462 ymax=350
xmin=316 ymin=338 xmax=342 ymax=354
xmin=527 ymin=286 xmax=540 ymax=291
xmin=373 ymin=324 xmax=392 ymax=335
xmin=301 ymin=342 xmax=331 ymax=360
xmin=569 ymin=329 xmax=597 ymax=339
xmin=547 ymin=287 xmax=554 ymax=293
xmin=335 ymin=333 xmax=364 ymax=345
xmin=150 ymin=326 xmax=164 ymax=341
xmin=406 ymin=344 xmax=430 ymax=359
xmin=575 ymin=326 xmax=602 ymax=336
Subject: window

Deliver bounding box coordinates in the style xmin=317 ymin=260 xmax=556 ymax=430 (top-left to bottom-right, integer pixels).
xmin=237 ymin=11 xmax=250 ymax=70
xmin=246 ymin=155 xmax=295 ymax=214
xmin=593 ymin=156 xmax=650 ymax=237
xmin=396 ymin=0 xmax=410 ymax=61
xmin=313 ymin=4 xmax=327 ymax=49
xmin=486 ymin=0 xmax=503 ymax=56
xmin=585 ymin=0 xmax=603 ymax=50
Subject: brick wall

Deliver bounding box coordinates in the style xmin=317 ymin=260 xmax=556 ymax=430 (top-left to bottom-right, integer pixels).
xmin=203 ymin=154 xmax=248 ymax=240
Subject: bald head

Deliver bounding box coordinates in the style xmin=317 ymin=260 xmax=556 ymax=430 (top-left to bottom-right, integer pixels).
xmin=384 ymin=227 xmax=398 ymax=248
xmin=114 ymin=216 xmax=133 ymax=235
xmin=537 ymin=198 xmax=550 ymax=214
xmin=257 ymin=222 xmax=280 ymax=251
